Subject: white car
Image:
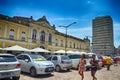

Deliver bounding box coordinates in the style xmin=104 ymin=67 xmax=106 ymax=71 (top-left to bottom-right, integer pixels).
xmin=0 ymin=53 xmax=21 ymax=80
xmin=17 ymin=53 xmax=55 ymax=77
xmin=85 ymin=54 xmax=102 ymax=70
xmin=47 ymin=55 xmax=72 ymax=72
xmin=68 ymin=54 xmax=81 ymax=69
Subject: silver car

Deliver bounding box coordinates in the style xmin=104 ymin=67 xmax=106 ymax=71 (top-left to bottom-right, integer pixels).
xmin=17 ymin=53 xmax=55 ymax=77
xmin=47 ymin=55 xmax=72 ymax=72
xmin=68 ymin=54 xmax=81 ymax=69
xmin=0 ymin=53 xmax=21 ymax=80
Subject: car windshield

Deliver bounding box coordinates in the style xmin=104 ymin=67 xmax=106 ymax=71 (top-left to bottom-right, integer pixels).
xmin=61 ymin=56 xmax=70 ymax=60
xmin=0 ymin=56 xmax=17 ymax=62
xmin=68 ymin=54 xmax=81 ymax=59
xmin=30 ymin=54 xmax=46 ymax=61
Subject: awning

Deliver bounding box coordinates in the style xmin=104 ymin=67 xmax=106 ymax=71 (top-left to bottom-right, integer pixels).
xmin=29 ymin=47 xmax=50 ymax=53
xmin=3 ymin=45 xmax=29 ymax=52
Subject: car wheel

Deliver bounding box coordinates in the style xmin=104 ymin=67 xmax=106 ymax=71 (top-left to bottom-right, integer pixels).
xmin=30 ymin=67 xmax=37 ymax=77
xmin=67 ymin=69 xmax=70 ymax=71
xmin=56 ymin=65 xmax=61 ymax=72
xmin=13 ymin=76 xmax=20 ymax=80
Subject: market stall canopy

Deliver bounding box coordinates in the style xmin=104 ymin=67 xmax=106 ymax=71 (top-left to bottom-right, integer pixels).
xmin=30 ymin=47 xmax=50 ymax=53
xmin=66 ymin=50 xmax=75 ymax=54
xmin=88 ymin=52 xmax=95 ymax=55
xmin=3 ymin=45 xmax=29 ymax=52
xmin=80 ymin=52 xmax=87 ymax=54
xmin=54 ymin=50 xmax=65 ymax=53
xmin=74 ymin=51 xmax=81 ymax=54
xmin=0 ymin=48 xmax=2 ymax=50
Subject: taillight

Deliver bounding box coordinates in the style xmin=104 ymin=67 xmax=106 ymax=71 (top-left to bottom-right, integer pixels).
xmin=61 ymin=60 xmax=64 ymax=64
xmin=16 ymin=64 xmax=21 ymax=68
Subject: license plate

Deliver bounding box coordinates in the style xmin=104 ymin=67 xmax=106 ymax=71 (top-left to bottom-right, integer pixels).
xmin=49 ymin=68 xmax=53 ymax=71
xmin=0 ymin=73 xmax=11 ymax=76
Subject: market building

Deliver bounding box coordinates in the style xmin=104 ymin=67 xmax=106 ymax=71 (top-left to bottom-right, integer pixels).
xmin=0 ymin=14 xmax=90 ymax=53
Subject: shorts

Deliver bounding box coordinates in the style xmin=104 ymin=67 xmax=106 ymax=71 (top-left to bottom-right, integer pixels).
xmin=91 ymin=67 xmax=97 ymax=71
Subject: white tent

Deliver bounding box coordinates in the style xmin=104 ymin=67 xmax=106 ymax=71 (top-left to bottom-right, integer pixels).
xmin=30 ymin=47 xmax=50 ymax=53
xmin=87 ymin=52 xmax=95 ymax=55
xmin=74 ymin=51 xmax=81 ymax=54
xmin=66 ymin=50 xmax=75 ymax=54
xmin=54 ymin=50 xmax=65 ymax=53
xmin=3 ymin=45 xmax=29 ymax=52
xmin=80 ymin=52 xmax=87 ymax=54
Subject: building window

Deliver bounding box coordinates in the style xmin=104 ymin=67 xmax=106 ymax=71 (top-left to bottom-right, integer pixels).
xmin=48 ymin=33 xmax=52 ymax=42
xmin=0 ymin=27 xmax=1 ymax=37
xmin=74 ymin=43 xmax=75 ymax=48
xmin=80 ymin=44 xmax=81 ymax=49
xmin=56 ymin=39 xmax=58 ymax=46
xmin=22 ymin=32 xmax=26 ymax=41
xmin=9 ymin=29 xmax=14 ymax=40
xmin=32 ymin=29 xmax=37 ymax=40
xmin=61 ymin=40 xmax=63 ymax=47
xmin=40 ymin=31 xmax=45 ymax=41
xmin=70 ymin=42 xmax=72 ymax=48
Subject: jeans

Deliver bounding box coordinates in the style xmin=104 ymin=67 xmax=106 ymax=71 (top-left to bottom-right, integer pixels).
xmin=107 ymin=64 xmax=111 ymax=70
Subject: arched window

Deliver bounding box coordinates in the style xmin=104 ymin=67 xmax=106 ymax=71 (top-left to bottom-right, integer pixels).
xmin=80 ymin=44 xmax=81 ymax=49
xmin=9 ymin=29 xmax=14 ymax=40
xmin=48 ymin=33 xmax=52 ymax=42
xmin=61 ymin=40 xmax=63 ymax=47
xmin=40 ymin=31 xmax=45 ymax=41
xmin=22 ymin=31 xmax=26 ymax=41
xmin=74 ymin=43 xmax=75 ymax=48
xmin=70 ymin=42 xmax=72 ymax=48
xmin=32 ymin=29 xmax=37 ymax=40
xmin=0 ymin=27 xmax=1 ymax=37
xmin=56 ymin=39 xmax=58 ymax=46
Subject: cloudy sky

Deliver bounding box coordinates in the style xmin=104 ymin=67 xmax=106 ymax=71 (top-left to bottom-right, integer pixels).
xmin=0 ymin=0 xmax=120 ymax=48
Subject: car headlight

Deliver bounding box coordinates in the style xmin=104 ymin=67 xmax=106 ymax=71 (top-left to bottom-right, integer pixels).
xmin=38 ymin=64 xmax=46 ymax=68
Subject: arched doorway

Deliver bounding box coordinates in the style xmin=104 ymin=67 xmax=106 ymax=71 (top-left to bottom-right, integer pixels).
xmin=40 ymin=46 xmax=45 ymax=49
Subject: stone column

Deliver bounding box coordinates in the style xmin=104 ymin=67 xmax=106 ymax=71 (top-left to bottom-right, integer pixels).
xmin=16 ymin=26 xmax=20 ymax=45
xmin=2 ymin=23 xmax=7 ymax=48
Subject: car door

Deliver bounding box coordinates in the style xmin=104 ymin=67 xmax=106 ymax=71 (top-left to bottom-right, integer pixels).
xmin=22 ymin=55 xmax=32 ymax=73
xmin=51 ymin=56 xmax=58 ymax=66
xmin=17 ymin=55 xmax=26 ymax=72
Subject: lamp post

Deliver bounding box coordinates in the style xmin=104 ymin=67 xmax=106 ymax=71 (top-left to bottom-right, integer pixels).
xmin=59 ymin=22 xmax=77 ymax=54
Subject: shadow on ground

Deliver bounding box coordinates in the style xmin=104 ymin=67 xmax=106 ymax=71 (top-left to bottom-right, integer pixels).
xmin=21 ymin=72 xmax=54 ymax=79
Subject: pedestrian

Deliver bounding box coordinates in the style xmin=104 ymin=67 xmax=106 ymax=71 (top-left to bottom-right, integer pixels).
xmin=113 ymin=55 xmax=118 ymax=66
xmin=118 ymin=57 xmax=120 ymax=65
xmin=78 ymin=54 xmax=86 ymax=80
xmin=105 ymin=55 xmax=112 ymax=70
xmin=90 ymin=54 xmax=98 ymax=80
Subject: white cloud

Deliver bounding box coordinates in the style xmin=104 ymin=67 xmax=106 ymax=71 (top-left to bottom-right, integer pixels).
xmin=56 ymin=26 xmax=92 ymax=40
xmin=87 ymin=1 xmax=94 ymax=4
xmin=52 ymin=18 xmax=79 ymax=21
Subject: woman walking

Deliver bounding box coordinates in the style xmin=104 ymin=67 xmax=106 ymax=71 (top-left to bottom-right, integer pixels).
xmin=78 ymin=54 xmax=86 ymax=80
xmin=90 ymin=54 xmax=98 ymax=80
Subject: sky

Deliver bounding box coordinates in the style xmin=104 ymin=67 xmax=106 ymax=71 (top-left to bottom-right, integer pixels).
xmin=0 ymin=0 xmax=120 ymax=48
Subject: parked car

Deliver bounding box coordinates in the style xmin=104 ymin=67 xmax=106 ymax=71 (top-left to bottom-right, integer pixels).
xmin=68 ymin=54 xmax=81 ymax=69
xmin=17 ymin=53 xmax=55 ymax=77
xmin=0 ymin=53 xmax=21 ymax=80
xmin=97 ymin=55 xmax=107 ymax=67
xmin=47 ymin=55 xmax=72 ymax=72
xmin=85 ymin=54 xmax=102 ymax=70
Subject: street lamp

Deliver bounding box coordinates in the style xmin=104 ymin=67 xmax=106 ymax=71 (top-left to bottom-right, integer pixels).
xmin=59 ymin=22 xmax=77 ymax=54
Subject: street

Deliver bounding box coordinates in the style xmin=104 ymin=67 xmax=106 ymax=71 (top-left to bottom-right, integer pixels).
xmin=20 ymin=65 xmax=120 ymax=80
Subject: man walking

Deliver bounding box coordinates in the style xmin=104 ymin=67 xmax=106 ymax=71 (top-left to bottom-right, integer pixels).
xmin=105 ymin=55 xmax=112 ymax=70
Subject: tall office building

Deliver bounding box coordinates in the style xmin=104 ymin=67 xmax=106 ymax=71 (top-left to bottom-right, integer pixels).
xmin=92 ymin=16 xmax=114 ymax=55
